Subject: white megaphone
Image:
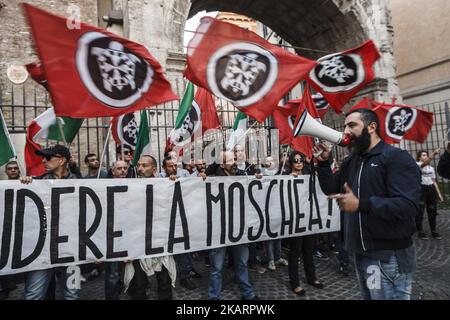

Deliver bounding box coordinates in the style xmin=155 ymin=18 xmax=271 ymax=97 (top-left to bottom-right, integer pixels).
xmin=293 ymin=109 xmax=351 ymax=146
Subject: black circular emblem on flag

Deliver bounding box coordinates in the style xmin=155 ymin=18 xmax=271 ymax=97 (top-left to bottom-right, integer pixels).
xmin=312 ymin=93 xmax=330 ymax=111
xmin=309 ymin=53 xmax=364 ymax=93
xmin=385 ymin=107 xmax=417 ymax=140
xmin=119 ymin=113 xmax=138 ymax=149
xmin=76 ymin=32 xmax=154 ymax=108
xmin=170 ymin=101 xmax=201 ymax=147
xmin=207 ymin=42 xmax=278 ymax=107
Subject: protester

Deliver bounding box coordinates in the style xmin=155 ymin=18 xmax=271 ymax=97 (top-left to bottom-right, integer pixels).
xmin=122 ymin=155 xmax=176 ymax=299
xmin=103 ymin=160 xmax=129 ymax=299
xmin=83 ymin=153 xmax=108 ymax=178
xmin=107 ymin=145 xmax=136 ymax=178
xmin=0 ymin=161 xmax=21 ymax=300
xmin=316 ymin=108 xmax=421 ymax=300
xmin=160 ymin=156 xmax=199 ymax=290
xmin=286 ymin=151 xmax=324 ymax=295
xmin=19 ymin=144 xmax=80 ymax=300
xmin=416 ymin=150 xmax=443 ymax=240
xmin=206 ymin=150 xmax=258 ymax=300
xmin=437 ymin=141 xmax=450 ymax=179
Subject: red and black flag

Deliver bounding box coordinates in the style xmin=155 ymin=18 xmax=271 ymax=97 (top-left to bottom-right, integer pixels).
xmin=272 ymin=104 xmax=314 ymax=159
xmin=22 ymin=3 xmax=178 ymax=118
xmin=350 ymin=98 xmax=434 ymax=144
xmin=307 ymin=40 xmax=381 ymax=114
xmin=26 ymin=62 xmax=48 ymax=89
xmin=184 ymin=17 xmax=316 ymax=123
xmin=111 ymin=112 xmax=138 ymax=151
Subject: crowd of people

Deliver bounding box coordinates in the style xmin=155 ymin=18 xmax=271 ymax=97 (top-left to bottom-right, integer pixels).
xmin=0 ymin=108 xmax=448 ymax=300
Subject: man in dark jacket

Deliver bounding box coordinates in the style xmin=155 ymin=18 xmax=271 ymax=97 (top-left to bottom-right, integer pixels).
xmin=315 ymin=109 xmax=420 ymax=300
xmin=19 ymin=144 xmax=80 ymax=300
xmin=437 ymin=142 xmax=450 ymax=179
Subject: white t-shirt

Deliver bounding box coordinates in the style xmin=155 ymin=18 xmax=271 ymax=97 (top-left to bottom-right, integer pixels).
xmin=417 ymin=162 xmax=435 ymax=185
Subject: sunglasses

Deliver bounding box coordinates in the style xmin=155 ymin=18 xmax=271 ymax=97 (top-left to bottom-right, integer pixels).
xmin=121 ymin=150 xmax=131 ymax=155
xmin=293 ymin=158 xmax=304 ymax=163
xmin=44 ymin=154 xmax=63 ymax=161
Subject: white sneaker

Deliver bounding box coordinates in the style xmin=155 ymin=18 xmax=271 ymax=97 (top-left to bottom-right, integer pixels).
xmin=275 ymin=258 xmax=288 ymax=266
xmin=267 ymin=260 xmax=276 ymax=271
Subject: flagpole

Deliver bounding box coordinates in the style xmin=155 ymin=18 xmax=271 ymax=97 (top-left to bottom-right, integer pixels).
xmin=98 ymin=123 xmax=112 ymax=179
xmin=56 ymin=118 xmax=68 ymax=147
xmin=15 ymin=155 xmax=27 ymax=178
xmin=227 ymin=121 xmax=259 ymax=151
xmin=279 ymin=145 xmax=291 ymax=175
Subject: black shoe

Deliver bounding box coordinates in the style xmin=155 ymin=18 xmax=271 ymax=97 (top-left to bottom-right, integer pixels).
xmin=292 ymin=287 xmax=306 ymax=296
xmin=339 ymin=265 xmax=349 ymax=276
xmin=313 ymin=251 xmax=329 ymax=261
xmin=308 ymin=280 xmax=324 ymax=289
xmin=418 ymin=232 xmax=429 ymax=240
xmin=180 ymin=278 xmax=197 ymax=290
xmin=431 ymin=232 xmax=442 ymax=240
xmin=189 ymin=269 xmax=202 ymax=279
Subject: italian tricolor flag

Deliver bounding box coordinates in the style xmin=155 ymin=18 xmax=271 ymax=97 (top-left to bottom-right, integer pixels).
xmin=25 ymin=108 xmax=83 ymax=175
xmin=131 ymin=110 xmax=151 ymax=166
xmin=0 ymin=109 xmax=16 ymax=167
xmin=227 ymin=111 xmax=248 ymax=150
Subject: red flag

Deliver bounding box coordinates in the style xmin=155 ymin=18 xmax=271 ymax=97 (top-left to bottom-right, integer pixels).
xmin=195 ymin=87 xmax=221 ymax=133
xmin=307 ymin=40 xmax=381 ymax=114
xmin=311 ymin=92 xmax=330 ymax=119
xmin=26 ymin=62 xmax=48 ymax=89
xmin=350 ymin=98 xmax=434 ymax=144
xmin=272 ymin=105 xmax=313 ymax=159
xmin=24 ymin=109 xmax=57 ymax=176
xmin=111 ymin=112 xmax=138 ymax=150
xmin=184 ymin=17 xmax=316 ymax=123
xmin=22 ymin=3 xmax=178 ymax=118
xmin=285 ymin=93 xmax=329 ymax=120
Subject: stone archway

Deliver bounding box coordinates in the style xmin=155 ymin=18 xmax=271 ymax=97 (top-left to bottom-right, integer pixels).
xmin=187 ymin=0 xmax=400 ymax=104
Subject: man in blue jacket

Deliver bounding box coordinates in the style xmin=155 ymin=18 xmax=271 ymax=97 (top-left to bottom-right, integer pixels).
xmin=315 ymin=108 xmax=420 ymax=300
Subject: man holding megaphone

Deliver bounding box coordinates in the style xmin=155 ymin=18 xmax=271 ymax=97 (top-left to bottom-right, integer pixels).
xmin=312 ymin=108 xmax=421 ymax=300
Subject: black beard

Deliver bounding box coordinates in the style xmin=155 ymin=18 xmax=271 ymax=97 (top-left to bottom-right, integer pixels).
xmin=348 ymin=127 xmax=371 ymax=156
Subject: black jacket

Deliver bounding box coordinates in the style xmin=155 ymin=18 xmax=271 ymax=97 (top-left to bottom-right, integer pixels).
xmin=317 ymin=141 xmax=420 ymax=251
xmin=437 ymin=150 xmax=450 ymax=179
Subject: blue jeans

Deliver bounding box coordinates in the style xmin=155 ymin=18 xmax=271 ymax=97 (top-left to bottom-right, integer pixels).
xmin=265 ymin=240 xmax=281 ymax=262
xmin=24 ymin=267 xmax=79 ymax=300
xmin=208 ymin=244 xmax=254 ymax=300
xmin=354 ymin=253 xmax=413 ymax=300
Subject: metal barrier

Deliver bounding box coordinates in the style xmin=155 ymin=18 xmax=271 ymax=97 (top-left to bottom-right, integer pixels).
xmin=2 ymin=82 xmax=450 ymax=207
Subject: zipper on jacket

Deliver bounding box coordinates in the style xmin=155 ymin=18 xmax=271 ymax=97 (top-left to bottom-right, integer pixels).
xmin=357 ymin=159 xmax=367 ymax=252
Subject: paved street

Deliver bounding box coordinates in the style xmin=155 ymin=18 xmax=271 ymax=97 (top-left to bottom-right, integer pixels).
xmin=5 ymin=210 xmax=450 ymax=300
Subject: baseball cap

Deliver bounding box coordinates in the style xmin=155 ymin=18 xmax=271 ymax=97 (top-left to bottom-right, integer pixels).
xmin=35 ymin=144 xmax=71 ymax=161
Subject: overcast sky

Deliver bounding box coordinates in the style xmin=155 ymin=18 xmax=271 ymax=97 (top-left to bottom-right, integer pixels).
xmin=183 ymin=10 xmax=218 ymax=52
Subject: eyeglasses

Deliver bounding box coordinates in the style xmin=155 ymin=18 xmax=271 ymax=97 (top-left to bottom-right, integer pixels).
xmin=293 ymin=158 xmax=304 ymax=163
xmin=122 ymin=150 xmax=131 ymax=155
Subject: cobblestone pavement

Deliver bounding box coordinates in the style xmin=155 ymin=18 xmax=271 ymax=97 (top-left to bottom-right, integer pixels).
xmin=5 ymin=211 xmax=450 ymax=300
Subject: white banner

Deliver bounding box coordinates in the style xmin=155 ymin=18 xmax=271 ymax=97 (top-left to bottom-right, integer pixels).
xmin=0 ymin=176 xmax=340 ymax=275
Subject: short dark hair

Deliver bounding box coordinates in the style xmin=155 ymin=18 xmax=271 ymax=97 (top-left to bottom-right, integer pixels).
xmin=116 ymin=144 xmax=132 ymax=153
xmin=162 ymin=156 xmax=174 ymax=168
xmin=5 ymin=160 xmax=18 ymax=167
xmin=345 ymin=108 xmax=380 ymax=136
xmin=416 ymin=150 xmax=428 ymax=160
xmin=84 ymin=153 xmax=97 ymax=163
